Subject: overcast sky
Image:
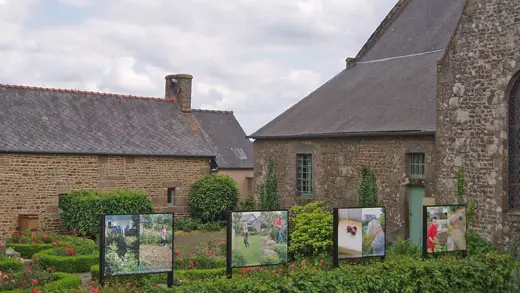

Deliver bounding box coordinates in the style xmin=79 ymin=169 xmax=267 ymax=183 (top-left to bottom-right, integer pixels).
xmin=0 ymin=0 xmax=398 ymax=135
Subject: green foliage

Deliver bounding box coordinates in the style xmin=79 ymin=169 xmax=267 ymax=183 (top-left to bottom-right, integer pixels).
xmin=59 ymin=189 xmax=154 ymax=237
xmin=0 ymin=256 xmax=23 ymax=271
xmin=5 ymin=243 xmax=53 ymax=259
xmin=239 ymin=195 xmax=256 ymax=211
xmin=259 ymin=159 xmax=279 ymax=210
xmin=33 ymin=248 xmax=98 ymax=273
xmin=197 ymin=221 xmax=224 ymax=231
xmin=42 ymin=272 xmax=82 ymax=292
xmin=467 ymin=231 xmax=496 ymax=255
xmin=456 ymin=169 xmax=477 ymax=223
xmin=358 ymin=168 xmax=377 ymax=207
xmin=231 ymin=251 xmax=246 ymax=267
xmin=171 ymin=254 xmax=519 ymax=293
xmin=386 ymin=237 xmax=421 ymax=258
xmin=289 ymin=201 xmax=333 ymax=258
xmin=188 ymin=174 xmax=239 ymax=223
xmin=174 ymin=217 xmax=200 ymax=232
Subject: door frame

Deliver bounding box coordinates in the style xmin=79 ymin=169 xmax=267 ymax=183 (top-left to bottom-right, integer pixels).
xmin=406 ymin=184 xmax=425 ymax=245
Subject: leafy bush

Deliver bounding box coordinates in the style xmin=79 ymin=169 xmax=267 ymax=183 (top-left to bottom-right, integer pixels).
xmin=188 ymin=174 xmax=239 ymax=223
xmin=59 ymin=189 xmax=154 ymax=237
xmin=231 ymin=251 xmax=246 ymax=267
xmin=9 ymin=230 xmax=55 ymax=244
xmin=5 ymin=243 xmax=53 ymax=259
xmin=289 ymin=201 xmax=333 ymax=258
xmin=171 ymin=254 xmax=519 ymax=293
xmin=238 ymin=195 xmax=256 ymax=211
xmin=42 ymin=272 xmax=82 ymax=292
xmin=358 ymin=168 xmax=377 ymax=207
xmin=0 ymin=258 xmax=58 ymax=292
xmin=258 ymin=158 xmax=279 ymax=210
xmin=0 ymin=256 xmax=23 ymax=271
xmin=197 ymin=221 xmax=224 ymax=231
xmin=386 ymin=237 xmax=421 ymax=257
xmin=174 ymin=217 xmax=200 ymax=232
xmin=467 ymin=231 xmax=496 ymax=254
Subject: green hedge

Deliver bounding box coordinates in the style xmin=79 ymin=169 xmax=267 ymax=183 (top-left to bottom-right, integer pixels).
xmin=0 ymin=256 xmax=23 ymax=271
xmin=2 ymin=272 xmax=81 ymax=293
xmin=91 ymin=265 xmax=225 ymax=282
xmin=34 ymin=249 xmax=98 ymax=273
xmin=171 ymin=254 xmax=519 ymax=293
xmin=6 ymin=243 xmax=53 ymax=259
xmin=59 ymin=189 xmax=154 ymax=236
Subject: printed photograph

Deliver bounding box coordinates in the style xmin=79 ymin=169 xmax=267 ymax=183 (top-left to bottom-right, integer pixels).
xmin=231 ymin=210 xmax=288 ymax=267
xmin=103 ymin=215 xmax=140 ymax=277
xmin=361 ymin=207 xmax=385 ymax=257
xmin=426 ymin=205 xmax=467 ymax=253
xmin=337 ymin=208 xmax=362 ymax=258
xmin=138 ymin=213 xmax=173 ymax=273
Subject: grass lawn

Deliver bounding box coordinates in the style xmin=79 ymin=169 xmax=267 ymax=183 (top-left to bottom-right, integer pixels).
xmin=233 ymin=234 xmax=265 ymax=266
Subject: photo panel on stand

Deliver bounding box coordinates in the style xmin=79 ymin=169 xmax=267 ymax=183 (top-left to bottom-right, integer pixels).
xmin=424 ymin=205 xmax=467 ymax=256
xmin=138 ymin=213 xmax=174 ymax=274
xmin=228 ymin=210 xmax=288 ymax=269
xmin=103 ymin=214 xmax=141 ymax=277
xmin=335 ymin=207 xmax=386 ymax=263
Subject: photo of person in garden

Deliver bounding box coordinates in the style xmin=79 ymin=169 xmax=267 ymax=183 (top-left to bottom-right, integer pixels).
xmin=361 ymin=207 xmax=385 ymax=257
xmin=103 ymin=215 xmax=140 ymax=277
xmin=138 ymin=214 xmax=173 ymax=273
xmin=425 ymin=206 xmax=466 ymax=253
xmin=231 ymin=211 xmax=288 ymax=267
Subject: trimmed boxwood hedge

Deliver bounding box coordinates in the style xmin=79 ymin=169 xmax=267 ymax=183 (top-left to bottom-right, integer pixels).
xmin=2 ymin=272 xmax=81 ymax=293
xmin=33 ymin=249 xmax=98 ymax=273
xmin=6 ymin=243 xmax=53 ymax=259
xmin=0 ymin=256 xmax=23 ymax=271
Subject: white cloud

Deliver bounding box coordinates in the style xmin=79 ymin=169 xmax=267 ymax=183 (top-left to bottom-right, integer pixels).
xmin=56 ymin=0 xmax=92 ymax=6
xmin=0 ymin=0 xmax=399 ymax=134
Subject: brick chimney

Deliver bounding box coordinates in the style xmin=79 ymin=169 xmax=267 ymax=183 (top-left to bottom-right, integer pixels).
xmin=165 ymin=74 xmax=193 ymax=112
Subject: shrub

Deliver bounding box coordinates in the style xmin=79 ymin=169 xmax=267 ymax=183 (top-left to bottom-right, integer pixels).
xmin=0 ymin=256 xmax=23 ymax=271
xmin=188 ymin=174 xmax=239 ymax=223
xmin=42 ymin=272 xmax=82 ymax=291
xmin=238 ymin=195 xmax=256 ymax=211
xmin=289 ymin=201 xmax=333 ymax=258
xmin=467 ymin=231 xmax=496 ymax=254
xmin=174 ymin=217 xmax=200 ymax=232
xmin=231 ymin=251 xmax=246 ymax=267
xmin=5 ymin=244 xmax=53 ymax=259
xmin=258 ymin=158 xmax=279 ymax=210
xmin=386 ymin=237 xmax=421 ymax=257
xmin=197 ymin=221 xmax=224 ymax=231
xmin=59 ymin=189 xmax=154 ymax=237
xmin=33 ymin=248 xmax=98 ymax=273
xmin=358 ymin=168 xmax=377 ymax=207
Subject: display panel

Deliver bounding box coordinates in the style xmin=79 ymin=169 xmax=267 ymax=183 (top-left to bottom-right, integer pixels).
xmin=227 ymin=210 xmax=289 ymax=273
xmin=423 ymin=205 xmax=467 ymax=256
xmin=334 ymin=207 xmax=386 ymax=265
xmin=100 ymin=213 xmax=173 ymax=279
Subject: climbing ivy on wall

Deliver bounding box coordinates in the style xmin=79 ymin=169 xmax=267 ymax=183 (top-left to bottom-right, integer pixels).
xmin=358 ymin=168 xmax=378 ymax=207
xmin=259 ymin=158 xmax=280 ymax=210
xmin=456 ymin=169 xmax=477 ymax=224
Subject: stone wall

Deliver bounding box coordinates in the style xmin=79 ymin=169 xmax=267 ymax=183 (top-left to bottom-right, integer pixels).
xmin=218 ymin=169 xmax=254 ymax=201
xmin=436 ymin=0 xmax=520 ymax=248
xmin=253 ymin=136 xmax=436 ymax=240
xmin=0 ymin=154 xmax=210 ymax=237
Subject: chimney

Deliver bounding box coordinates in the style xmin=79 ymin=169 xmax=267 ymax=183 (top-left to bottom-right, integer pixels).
xmin=165 ymin=74 xmax=193 ymax=112
xmin=345 ymin=57 xmax=356 ymax=69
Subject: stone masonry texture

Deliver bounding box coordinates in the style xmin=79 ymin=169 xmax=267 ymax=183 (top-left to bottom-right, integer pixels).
xmin=0 ymin=154 xmax=210 ymax=237
xmin=253 ymin=136 xmax=436 ymax=241
xmin=436 ymin=0 xmax=520 ymax=248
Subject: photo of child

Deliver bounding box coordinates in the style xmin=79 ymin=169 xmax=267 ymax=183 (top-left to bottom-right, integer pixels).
xmin=425 ymin=205 xmax=466 ymax=253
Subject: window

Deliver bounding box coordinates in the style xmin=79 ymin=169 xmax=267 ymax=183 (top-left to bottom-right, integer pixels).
xmin=297 ymin=154 xmax=312 ymax=197
xmin=167 ymin=188 xmax=175 ymax=206
xmin=509 ymin=76 xmax=520 ymax=210
xmin=407 ymin=153 xmax=425 ymax=179
xmin=246 ymin=177 xmax=253 ymax=194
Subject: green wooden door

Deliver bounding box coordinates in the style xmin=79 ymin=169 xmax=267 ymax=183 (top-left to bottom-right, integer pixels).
xmin=409 ymin=186 xmax=425 ymax=247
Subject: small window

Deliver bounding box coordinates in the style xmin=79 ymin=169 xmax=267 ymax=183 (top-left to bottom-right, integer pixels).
xmin=297 ymin=154 xmax=312 ymax=197
xmin=167 ymin=188 xmax=175 ymax=206
xmin=246 ymin=177 xmax=253 ymax=194
xmin=408 ymin=153 xmax=425 ymax=179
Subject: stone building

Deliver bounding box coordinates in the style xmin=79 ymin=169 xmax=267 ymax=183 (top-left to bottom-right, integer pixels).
xmin=0 ymin=74 xmax=253 ymax=237
xmin=250 ymin=0 xmax=520 ymax=248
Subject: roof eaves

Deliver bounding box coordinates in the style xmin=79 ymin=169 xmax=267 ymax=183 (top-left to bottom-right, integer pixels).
xmin=0 ymin=149 xmax=217 ymax=158
xmin=248 ymin=130 xmax=435 ymax=139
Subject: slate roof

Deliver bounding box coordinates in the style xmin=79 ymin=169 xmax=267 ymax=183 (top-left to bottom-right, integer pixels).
xmin=191 ymin=109 xmax=253 ymax=169
xmin=0 ymin=84 xmax=216 ymax=157
xmin=250 ymin=0 xmax=467 ymax=139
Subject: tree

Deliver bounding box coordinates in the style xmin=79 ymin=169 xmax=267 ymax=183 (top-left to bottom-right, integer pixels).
xmin=358 ymin=168 xmax=378 ymax=207
xmin=259 ymin=159 xmax=280 ymax=210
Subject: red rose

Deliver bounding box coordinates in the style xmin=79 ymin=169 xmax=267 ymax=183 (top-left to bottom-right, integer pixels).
xmin=245 ymin=267 xmax=251 ymax=273
xmin=205 ymin=252 xmax=211 ymax=257
xmin=320 ymin=259 xmax=325 ymax=265
xmin=32 ymin=288 xmax=38 ymax=293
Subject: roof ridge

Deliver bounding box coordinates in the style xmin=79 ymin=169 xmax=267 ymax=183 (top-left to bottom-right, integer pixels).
xmin=352 ymin=0 xmax=411 ymax=62
xmin=0 ymin=83 xmax=171 ymax=102
xmin=191 ymin=108 xmax=233 ymax=114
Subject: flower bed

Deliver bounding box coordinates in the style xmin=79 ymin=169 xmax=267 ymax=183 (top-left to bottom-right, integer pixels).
xmin=33 ymin=249 xmax=98 ymax=273
xmin=2 ymin=272 xmax=81 ymax=293
xmin=0 ymin=257 xmax=23 ymax=271
xmin=5 ymin=244 xmax=53 ymax=259
xmin=90 ymin=264 xmax=226 ymax=282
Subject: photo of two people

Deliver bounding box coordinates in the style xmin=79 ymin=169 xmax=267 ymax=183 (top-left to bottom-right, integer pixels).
xmin=231 ymin=210 xmax=288 ymax=267
xmin=426 ymin=205 xmax=466 ymax=253
xmin=337 ymin=207 xmax=385 ymax=259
